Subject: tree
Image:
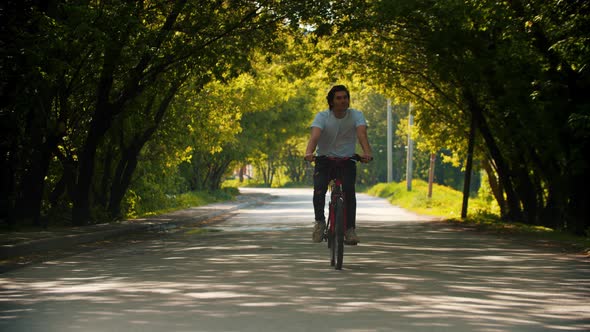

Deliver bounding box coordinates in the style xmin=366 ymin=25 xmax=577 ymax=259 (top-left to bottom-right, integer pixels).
xmin=72 ymin=0 xmax=292 ymax=224
xmin=318 ymin=0 xmax=589 ymax=232
xmin=2 ymin=0 xmax=346 ymax=226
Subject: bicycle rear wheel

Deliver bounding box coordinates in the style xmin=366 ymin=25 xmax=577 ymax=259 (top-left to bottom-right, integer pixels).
xmin=329 ymin=231 xmax=335 ymax=267
xmin=333 ymin=196 xmax=345 ymax=270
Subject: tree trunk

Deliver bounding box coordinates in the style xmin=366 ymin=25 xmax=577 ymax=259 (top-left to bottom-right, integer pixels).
xmin=482 ymin=157 xmax=507 ymax=217
xmin=464 ymin=90 xmax=523 ymax=221
xmin=49 ymin=157 xmax=76 ymax=206
xmin=72 ymin=35 xmax=123 ymax=225
xmin=108 ymin=78 xmax=185 ymax=219
xmin=461 ymin=114 xmax=475 ymax=219
xmin=568 ymin=172 xmax=590 ymax=235
xmin=208 ymin=160 xmax=231 ymax=191
xmin=0 ymin=144 xmax=16 ymax=226
xmin=108 ymin=147 xmax=140 ymax=219
xmin=14 ymin=87 xmax=58 ymax=227
xmin=97 ymin=146 xmax=115 ymax=208
xmin=72 ymin=1 xmax=187 ymax=225
xmin=72 ymin=109 xmax=115 ymax=225
xmin=239 ymin=166 xmax=245 ymax=183
xmin=513 ymin=162 xmax=539 ymax=225
xmin=428 ymin=153 xmax=435 ymax=198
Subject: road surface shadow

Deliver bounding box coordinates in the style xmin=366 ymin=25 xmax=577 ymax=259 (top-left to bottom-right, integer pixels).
xmin=0 ymin=221 xmax=589 ymax=331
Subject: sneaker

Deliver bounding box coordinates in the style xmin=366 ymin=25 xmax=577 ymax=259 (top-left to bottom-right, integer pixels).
xmin=312 ymin=221 xmax=326 ymax=243
xmin=345 ymin=228 xmax=360 ymax=245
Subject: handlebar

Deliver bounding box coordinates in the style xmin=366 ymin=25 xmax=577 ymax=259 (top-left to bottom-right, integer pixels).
xmin=308 ymin=154 xmax=373 ymax=163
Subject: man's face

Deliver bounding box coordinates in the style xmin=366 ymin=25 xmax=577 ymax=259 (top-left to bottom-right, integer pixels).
xmin=331 ymin=91 xmax=350 ymax=111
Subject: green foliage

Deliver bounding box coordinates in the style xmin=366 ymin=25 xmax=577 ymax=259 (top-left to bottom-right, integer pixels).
xmin=367 ymin=179 xmax=498 ymax=219
xmin=366 ymin=183 xmax=402 ymax=200
xmin=367 ymin=180 xmax=590 ymax=249
xmin=2 ymin=0 xmax=334 ymax=226
xmin=315 ymin=0 xmax=590 ymax=233
xmin=124 ymin=187 xmax=239 ymax=219
xmin=3 ymin=0 xmax=588 ymax=235
xmin=222 ymin=167 xmax=294 ymax=188
xmin=122 ymin=165 xmax=187 ymax=219
xmin=179 ymin=46 xmax=320 ymax=189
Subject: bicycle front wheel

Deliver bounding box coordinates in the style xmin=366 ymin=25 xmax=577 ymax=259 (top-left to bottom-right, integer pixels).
xmin=334 ymin=197 xmax=345 ymax=270
xmin=328 ymin=201 xmax=336 ymax=267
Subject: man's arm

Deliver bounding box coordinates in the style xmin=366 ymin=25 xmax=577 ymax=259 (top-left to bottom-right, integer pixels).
xmin=304 ymin=127 xmax=322 ymax=161
xmin=356 ymin=125 xmax=372 ymax=161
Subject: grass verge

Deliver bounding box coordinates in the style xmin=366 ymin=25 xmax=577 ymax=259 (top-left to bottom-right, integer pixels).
xmin=1 ymin=188 xmax=240 ymax=233
xmin=129 ymin=187 xmax=240 ymax=219
xmin=367 ymin=180 xmax=590 ymax=254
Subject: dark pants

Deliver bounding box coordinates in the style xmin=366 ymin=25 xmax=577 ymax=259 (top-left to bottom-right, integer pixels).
xmin=313 ymin=158 xmax=357 ymax=229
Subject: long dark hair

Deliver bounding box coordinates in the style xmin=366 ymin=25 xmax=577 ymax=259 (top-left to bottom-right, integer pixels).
xmin=326 ymin=85 xmax=350 ymax=109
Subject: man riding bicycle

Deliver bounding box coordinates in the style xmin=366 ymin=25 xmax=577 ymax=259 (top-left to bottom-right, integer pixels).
xmin=304 ymin=85 xmax=373 ymax=245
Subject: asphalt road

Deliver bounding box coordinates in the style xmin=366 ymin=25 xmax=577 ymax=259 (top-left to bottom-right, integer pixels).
xmin=1 ymin=188 xmax=589 ymax=331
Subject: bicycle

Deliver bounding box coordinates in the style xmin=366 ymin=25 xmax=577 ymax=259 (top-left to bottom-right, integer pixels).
xmin=313 ymin=154 xmax=371 ymax=270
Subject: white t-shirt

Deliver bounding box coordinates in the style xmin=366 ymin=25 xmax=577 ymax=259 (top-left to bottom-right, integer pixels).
xmin=310 ymin=108 xmax=367 ymax=157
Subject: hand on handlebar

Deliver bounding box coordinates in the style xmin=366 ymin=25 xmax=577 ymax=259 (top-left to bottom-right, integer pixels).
xmin=360 ymin=155 xmax=373 ymax=163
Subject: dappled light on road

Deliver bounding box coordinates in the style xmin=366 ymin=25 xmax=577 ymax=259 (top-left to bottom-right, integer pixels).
xmin=1 ymin=188 xmax=588 ymax=331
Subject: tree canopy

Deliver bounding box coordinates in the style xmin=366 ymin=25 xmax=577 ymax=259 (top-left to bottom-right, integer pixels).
xmin=1 ymin=0 xmax=588 ymax=234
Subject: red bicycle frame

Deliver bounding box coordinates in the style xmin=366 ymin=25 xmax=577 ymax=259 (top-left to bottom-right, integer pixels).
xmin=328 ymin=177 xmax=347 ymax=235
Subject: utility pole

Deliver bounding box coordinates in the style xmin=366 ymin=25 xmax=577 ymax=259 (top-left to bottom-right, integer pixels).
xmin=387 ymin=98 xmax=393 ymax=183
xmin=406 ymin=102 xmax=413 ymax=191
